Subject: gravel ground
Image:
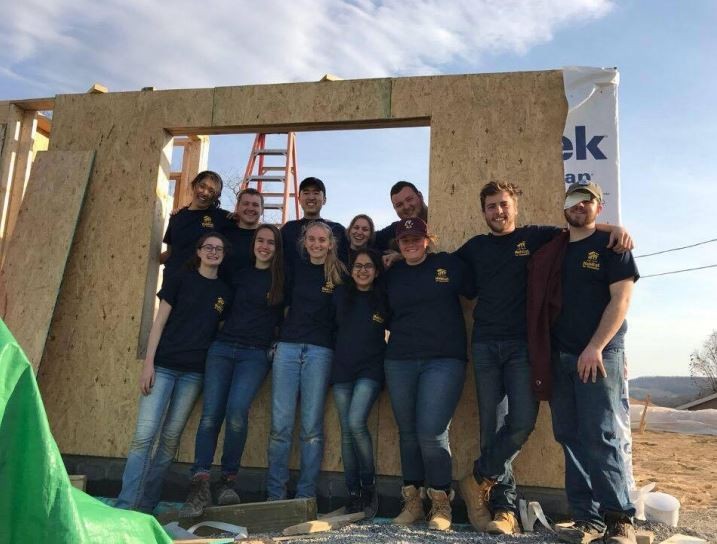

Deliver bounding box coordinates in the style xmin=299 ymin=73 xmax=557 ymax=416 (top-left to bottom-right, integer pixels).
xmin=246 ymin=509 xmax=716 ymax=543
xmin=636 ymin=508 xmax=717 ymax=543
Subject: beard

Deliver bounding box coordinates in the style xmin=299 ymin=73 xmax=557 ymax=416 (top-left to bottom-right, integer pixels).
xmin=486 ymin=215 xmax=514 ymax=234
xmin=564 ymin=208 xmax=598 ymax=227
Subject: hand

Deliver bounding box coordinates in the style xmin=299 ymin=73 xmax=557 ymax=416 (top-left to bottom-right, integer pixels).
xmin=607 ymin=227 xmax=634 ymax=253
xmin=267 ymin=342 xmax=277 ymax=363
xmin=382 ymin=251 xmax=403 ymax=269
xmin=139 ymin=362 xmax=155 ymax=395
xmin=577 ymin=345 xmax=607 ymax=383
xmin=170 ymin=205 xmax=189 ymax=216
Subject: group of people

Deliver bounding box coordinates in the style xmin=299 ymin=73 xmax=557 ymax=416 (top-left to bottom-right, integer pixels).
xmin=115 ymin=170 xmax=640 ymax=544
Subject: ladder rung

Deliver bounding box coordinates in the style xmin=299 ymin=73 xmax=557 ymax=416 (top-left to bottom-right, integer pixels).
xmin=264 ymin=203 xmax=285 ymax=210
xmin=261 ymin=166 xmax=288 ymax=171
xmin=260 ymin=192 xmax=293 ymax=197
xmin=247 ymin=175 xmax=285 ymax=182
xmin=255 ymin=149 xmax=287 ymax=156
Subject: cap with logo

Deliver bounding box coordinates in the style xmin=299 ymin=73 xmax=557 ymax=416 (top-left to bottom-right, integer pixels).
xmin=299 ymin=176 xmax=326 ymax=195
xmin=564 ymin=181 xmax=603 ymax=209
xmin=395 ymin=217 xmax=428 ymax=240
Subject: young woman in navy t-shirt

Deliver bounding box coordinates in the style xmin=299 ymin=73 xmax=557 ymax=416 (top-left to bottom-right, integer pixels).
xmin=383 ymin=217 xmax=473 ymax=531
xmin=116 ymin=232 xmax=231 ymax=513
xmin=180 ymin=224 xmax=285 ymax=516
xmin=266 ymin=221 xmax=346 ymax=500
xmin=346 ymin=214 xmax=376 ymax=263
xmin=331 ymin=248 xmax=387 ymax=518
xmin=161 ymin=170 xmax=231 ymax=282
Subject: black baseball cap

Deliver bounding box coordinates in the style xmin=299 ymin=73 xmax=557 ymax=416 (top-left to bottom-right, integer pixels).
xmin=299 ymin=177 xmax=326 ymax=195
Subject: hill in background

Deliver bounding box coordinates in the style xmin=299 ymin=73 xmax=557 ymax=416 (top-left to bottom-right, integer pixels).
xmin=629 ymin=376 xmax=714 ymax=407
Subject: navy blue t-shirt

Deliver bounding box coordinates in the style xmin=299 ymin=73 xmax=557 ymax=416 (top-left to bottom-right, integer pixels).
xmin=375 ymin=221 xmax=400 ymax=253
xmin=155 ymin=269 xmax=232 ymax=373
xmin=280 ymin=260 xmax=337 ymax=348
xmin=281 ymin=218 xmax=349 ymax=267
xmin=552 ymin=230 xmax=640 ymax=356
xmin=217 ymin=267 xmax=283 ymax=348
xmin=384 ymin=252 xmax=473 ymax=361
xmin=331 ymin=285 xmax=387 ymax=384
xmin=163 ymin=207 xmax=231 ymax=280
xmin=220 ymin=224 xmax=255 ymax=287
xmin=456 ymin=225 xmax=561 ymax=342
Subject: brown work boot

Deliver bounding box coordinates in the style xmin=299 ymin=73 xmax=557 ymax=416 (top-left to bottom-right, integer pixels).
xmin=458 ymin=474 xmax=494 ymax=531
xmin=486 ymin=510 xmax=521 ymax=535
xmin=392 ymin=485 xmax=425 ymax=525
xmin=427 ymin=488 xmax=454 ymax=531
xmin=604 ymin=513 xmax=637 ymax=544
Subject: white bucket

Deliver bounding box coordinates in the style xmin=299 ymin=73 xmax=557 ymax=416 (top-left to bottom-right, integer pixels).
xmin=644 ymin=491 xmax=680 ymax=527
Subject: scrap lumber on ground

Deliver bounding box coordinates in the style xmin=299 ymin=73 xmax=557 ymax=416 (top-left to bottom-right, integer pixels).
xmin=156 ymin=498 xmax=317 ymax=535
xmin=281 ymin=511 xmax=366 ymax=536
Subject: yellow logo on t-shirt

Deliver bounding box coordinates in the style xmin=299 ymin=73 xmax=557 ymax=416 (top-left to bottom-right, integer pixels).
xmin=582 ymin=251 xmax=600 ymax=271
xmin=202 ymin=215 xmax=215 ymax=229
xmin=214 ymin=296 xmax=225 ymax=313
xmin=321 ymin=280 xmax=335 ymax=294
xmin=514 ymin=240 xmax=530 ymax=257
xmin=435 ymin=268 xmax=450 ymax=283
xmin=372 ymin=312 xmax=385 ymax=324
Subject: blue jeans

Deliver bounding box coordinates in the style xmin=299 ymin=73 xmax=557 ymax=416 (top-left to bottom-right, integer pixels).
xmin=333 ymin=379 xmax=381 ymax=494
xmin=192 ymin=341 xmax=270 ymax=476
xmin=384 ymin=358 xmax=465 ymax=489
xmin=116 ymin=366 xmax=203 ymax=512
xmin=267 ymin=342 xmax=333 ymax=499
xmin=472 ymin=340 xmax=538 ymax=511
xmin=550 ymin=349 xmax=636 ymax=529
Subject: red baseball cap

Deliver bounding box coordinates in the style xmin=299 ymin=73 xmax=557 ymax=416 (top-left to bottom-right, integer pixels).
xmin=395 ymin=217 xmax=428 ymax=240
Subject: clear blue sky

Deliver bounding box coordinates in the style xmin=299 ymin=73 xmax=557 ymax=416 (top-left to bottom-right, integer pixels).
xmin=2 ymin=0 xmax=715 ymax=378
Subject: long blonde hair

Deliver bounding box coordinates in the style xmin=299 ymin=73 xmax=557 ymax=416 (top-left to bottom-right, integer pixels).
xmin=300 ymin=221 xmax=346 ymax=286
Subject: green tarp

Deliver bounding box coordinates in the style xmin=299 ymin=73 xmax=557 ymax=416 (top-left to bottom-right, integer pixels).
xmin=0 ymin=319 xmax=171 ymax=543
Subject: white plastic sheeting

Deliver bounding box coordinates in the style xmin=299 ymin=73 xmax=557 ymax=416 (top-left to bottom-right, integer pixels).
xmin=629 ymin=404 xmax=717 ymax=435
xmin=562 ymin=66 xmax=621 ymax=224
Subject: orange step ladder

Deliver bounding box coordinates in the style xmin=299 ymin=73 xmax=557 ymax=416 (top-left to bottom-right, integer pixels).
xmin=241 ymin=133 xmax=300 ymax=224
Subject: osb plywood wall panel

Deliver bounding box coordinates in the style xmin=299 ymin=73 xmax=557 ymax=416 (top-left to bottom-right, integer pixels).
xmin=0 ymin=150 xmax=94 ymax=371
xmin=212 ymin=79 xmax=392 ymax=129
xmin=34 ymin=73 xmax=568 ymax=489
xmin=37 ymin=90 xmax=214 ymax=455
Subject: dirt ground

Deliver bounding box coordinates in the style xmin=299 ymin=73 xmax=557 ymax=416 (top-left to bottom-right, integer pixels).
xmin=632 ymin=430 xmax=717 ymax=509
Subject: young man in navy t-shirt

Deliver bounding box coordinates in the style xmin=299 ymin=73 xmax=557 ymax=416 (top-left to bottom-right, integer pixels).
xmin=280 ymin=177 xmax=348 ymax=267
xmin=374 ymin=181 xmax=429 ymax=267
xmin=220 ymin=188 xmax=263 ymax=286
xmin=456 ymin=181 xmax=632 ymax=536
xmin=550 ymin=182 xmax=639 ymax=544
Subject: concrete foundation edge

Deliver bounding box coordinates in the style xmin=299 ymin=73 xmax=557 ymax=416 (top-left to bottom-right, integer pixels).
xmin=62 ymin=454 xmax=569 ymax=521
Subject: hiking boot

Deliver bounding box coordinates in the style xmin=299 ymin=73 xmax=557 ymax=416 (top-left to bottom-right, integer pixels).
xmin=179 ymin=474 xmax=211 ymax=518
xmin=555 ymin=521 xmax=606 ymax=544
xmin=486 ymin=510 xmax=521 ymax=535
xmin=361 ymin=484 xmax=379 ymax=520
xmin=458 ymin=474 xmax=494 ymax=531
xmin=605 ymin=514 xmax=637 ymax=544
xmin=346 ymin=490 xmax=363 ymax=514
xmin=427 ymin=488 xmax=454 ymax=531
xmin=392 ymin=485 xmax=425 ymax=525
xmin=215 ymin=474 xmax=240 ymax=506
